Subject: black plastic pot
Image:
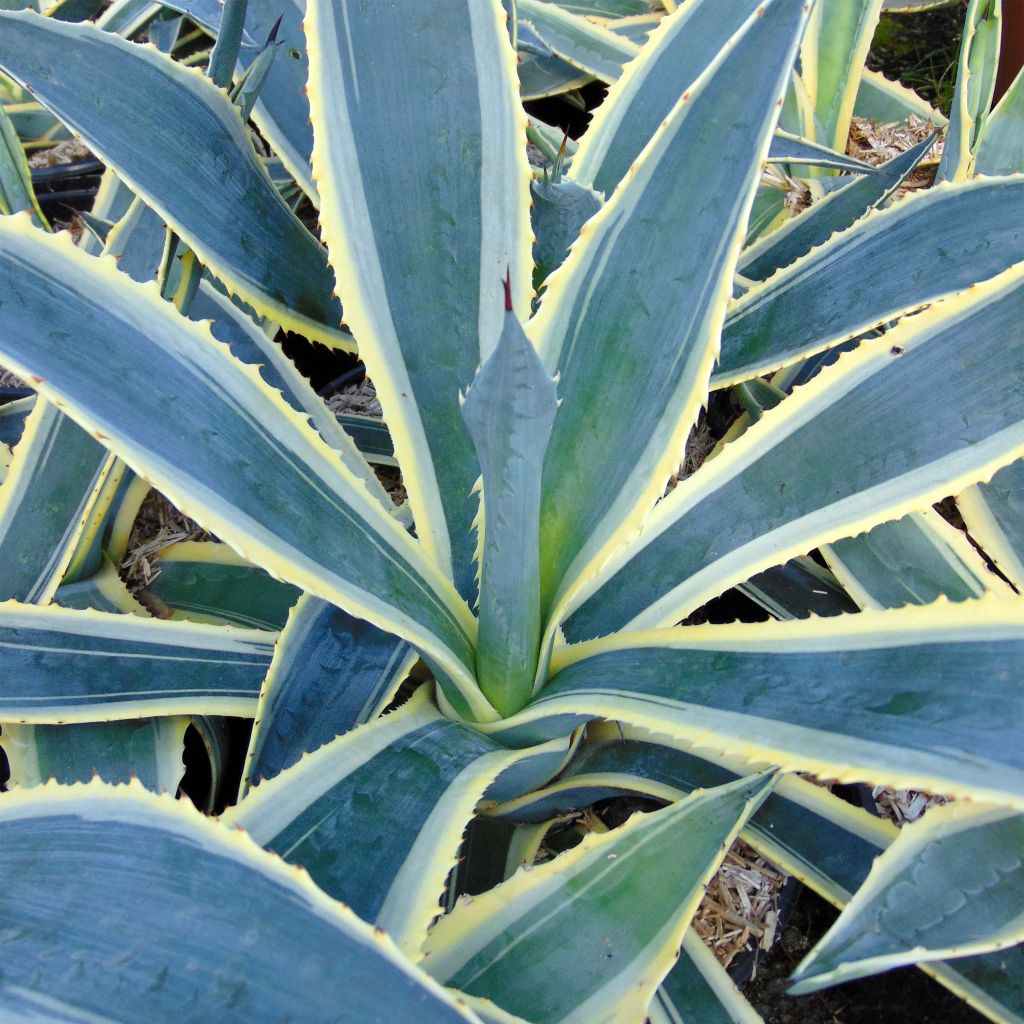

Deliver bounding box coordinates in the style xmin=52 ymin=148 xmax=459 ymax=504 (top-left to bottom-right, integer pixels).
xmin=30 ymin=158 xmax=103 ymax=214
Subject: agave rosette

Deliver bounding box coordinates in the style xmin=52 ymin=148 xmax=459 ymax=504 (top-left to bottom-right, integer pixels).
xmin=0 ymin=0 xmax=1021 ymax=1021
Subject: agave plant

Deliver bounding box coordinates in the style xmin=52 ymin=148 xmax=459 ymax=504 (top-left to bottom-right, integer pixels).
xmin=0 ymin=0 xmax=1022 ymax=1021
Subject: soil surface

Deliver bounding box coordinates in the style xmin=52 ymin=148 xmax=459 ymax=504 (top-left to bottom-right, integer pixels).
xmin=867 ymin=3 xmax=966 ymax=115
xmin=742 ymin=888 xmax=990 ymax=1024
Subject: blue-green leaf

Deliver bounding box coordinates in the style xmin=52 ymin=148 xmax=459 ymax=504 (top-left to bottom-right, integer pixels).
xmin=241 ymin=593 xmax=412 ymax=791
xmin=532 ymin=0 xmax=812 ymax=613
xmin=738 ymin=134 xmax=934 ymax=284
xmin=0 ymin=217 xmax=482 ymax=717
xmin=463 ymin=307 xmax=558 ymax=716
xmin=306 ymin=0 xmax=533 ymax=599
xmin=0 ymin=10 xmax=348 ymax=348
xmin=423 ymin=774 xmax=775 ymax=1024
xmin=790 ymin=805 xmax=1024 ymax=993
xmin=0 ymin=780 xmax=482 ymax=1023
xmin=0 ymin=602 xmax=272 ymax=722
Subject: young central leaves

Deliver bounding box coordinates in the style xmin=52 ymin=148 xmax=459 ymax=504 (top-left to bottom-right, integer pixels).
xmin=462 ymin=283 xmax=557 ymax=717
xmin=528 ymin=0 xmax=814 ymax=616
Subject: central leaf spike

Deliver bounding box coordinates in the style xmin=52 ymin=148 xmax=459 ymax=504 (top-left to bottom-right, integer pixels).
xmin=462 ymin=285 xmax=558 ymax=717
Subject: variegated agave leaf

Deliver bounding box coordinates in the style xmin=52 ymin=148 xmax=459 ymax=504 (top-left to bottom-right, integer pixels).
xmin=0 ymin=1 xmax=1021 ymax=1021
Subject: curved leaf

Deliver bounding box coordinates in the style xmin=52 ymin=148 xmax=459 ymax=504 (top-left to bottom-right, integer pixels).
xmin=800 ymin=0 xmax=883 ymax=152
xmin=241 ymin=593 xmax=413 ymax=792
xmin=739 ymin=557 xmax=859 ymax=620
xmin=518 ymin=0 xmax=639 ymax=82
xmin=531 ymin=0 xmax=812 ymax=616
xmin=424 ymin=774 xmax=774 ymax=1024
xmin=958 ymin=460 xmax=1024 ymax=590
xmin=823 ymin=509 xmax=1007 ymax=609
xmin=650 ymin=929 xmax=764 ymax=1024
xmin=768 ymin=129 xmax=881 ymax=174
xmin=0 ymin=780 xmax=482 ymax=1023
xmin=975 ymin=61 xmax=1024 ymax=176
xmin=790 ymin=804 xmax=1024 ymax=993
xmin=226 ymin=690 xmax=558 ymax=955
xmin=569 ymin=0 xmax=768 ymax=198
xmin=0 ymin=398 xmax=110 ymax=603
xmin=854 ymin=67 xmax=947 ymax=124
xmin=306 ymin=0 xmax=533 ymax=597
xmin=525 ymin=733 xmax=1024 ymax=1023
xmin=937 ymin=0 xmax=1001 ymax=183
xmin=0 ymin=601 xmax=272 ymax=722
xmin=568 ymin=262 xmax=1024 ymax=638
xmin=0 ymin=10 xmax=348 ymax=348
xmin=144 ymin=541 xmax=301 ymax=629
xmin=738 ymin=134 xmax=934 ymax=284
xmin=497 ymin=602 xmax=1024 ymax=808
xmin=719 ymin=176 xmax=1024 ymax=388
xmin=0 ymin=217 xmax=482 ymax=715
xmin=1 ymin=717 xmax=188 ymax=790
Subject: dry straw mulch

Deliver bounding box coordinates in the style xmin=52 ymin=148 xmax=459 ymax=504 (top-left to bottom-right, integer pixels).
xmin=873 ymin=786 xmax=950 ymax=826
xmin=26 ymin=138 xmax=92 ymax=169
xmin=694 ymin=840 xmax=787 ymax=970
xmin=121 ymin=489 xmax=211 ymax=592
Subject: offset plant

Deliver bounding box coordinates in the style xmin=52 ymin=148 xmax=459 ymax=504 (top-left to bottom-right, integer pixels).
xmin=0 ymin=1 xmax=1022 ymax=1021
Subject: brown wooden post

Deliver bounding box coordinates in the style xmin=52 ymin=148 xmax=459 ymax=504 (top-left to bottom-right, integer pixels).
xmin=995 ymin=0 xmax=1024 ymax=102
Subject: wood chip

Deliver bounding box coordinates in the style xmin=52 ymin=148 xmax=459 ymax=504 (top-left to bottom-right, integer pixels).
xmin=326 ymin=378 xmax=383 ymax=419
xmin=872 ymin=785 xmax=951 ymax=826
xmin=122 ymin=489 xmax=212 ymax=592
xmin=27 ymin=138 xmax=93 ymax=169
xmin=694 ymin=839 xmax=787 ymax=969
